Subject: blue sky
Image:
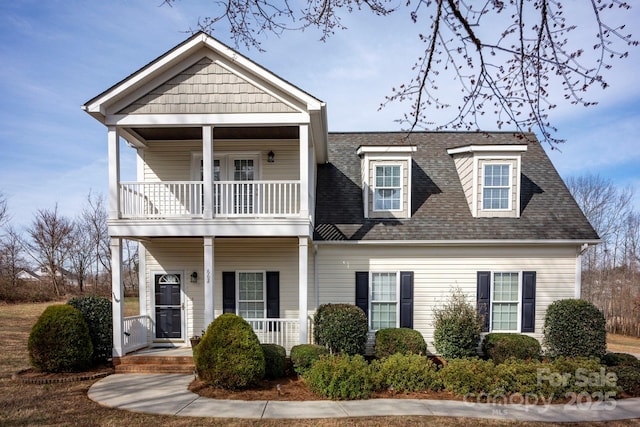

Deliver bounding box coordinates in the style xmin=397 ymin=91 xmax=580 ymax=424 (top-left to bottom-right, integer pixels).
xmin=1 ymin=0 xmax=639 ymax=228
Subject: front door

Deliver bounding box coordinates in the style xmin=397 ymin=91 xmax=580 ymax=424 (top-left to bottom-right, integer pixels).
xmin=154 ymin=273 xmax=182 ymax=339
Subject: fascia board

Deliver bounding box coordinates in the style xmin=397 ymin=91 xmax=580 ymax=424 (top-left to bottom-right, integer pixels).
xmin=447 ymin=145 xmax=528 ymax=155
xmin=315 ymin=239 xmax=601 ymax=246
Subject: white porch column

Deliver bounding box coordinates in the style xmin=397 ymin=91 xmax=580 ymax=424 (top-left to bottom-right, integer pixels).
xmin=138 ymin=244 xmax=147 ymax=317
xmin=204 ymin=236 xmax=215 ymax=328
xmin=203 ymin=126 xmax=214 ymax=219
xmin=299 ymin=124 xmax=309 ymax=218
xmin=111 ymin=238 xmax=125 ymax=358
xmin=107 ymin=126 xmax=120 ymax=220
xmin=298 ymin=236 xmax=309 ymax=344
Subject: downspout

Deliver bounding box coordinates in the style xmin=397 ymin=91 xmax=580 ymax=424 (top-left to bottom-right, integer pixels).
xmin=313 ymin=244 xmax=319 ymax=310
xmin=576 ymin=243 xmax=589 ymax=299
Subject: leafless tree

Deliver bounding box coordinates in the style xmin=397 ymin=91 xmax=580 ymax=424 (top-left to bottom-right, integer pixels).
xmin=122 ymin=239 xmax=139 ymax=294
xmin=26 ymin=205 xmax=74 ymax=297
xmin=82 ymin=192 xmax=111 ymax=287
xmin=67 ymin=219 xmax=96 ymax=292
xmin=0 ymin=226 xmax=26 ymax=288
xmin=164 ymin=0 xmax=636 ymax=146
xmin=567 ymin=173 xmax=640 ymax=336
xmin=0 ymin=192 xmax=8 ymax=228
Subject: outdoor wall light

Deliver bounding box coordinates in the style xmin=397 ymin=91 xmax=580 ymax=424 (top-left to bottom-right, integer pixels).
xmin=190 ymin=271 xmax=198 ymax=283
xmin=267 ymin=150 xmax=275 ymax=163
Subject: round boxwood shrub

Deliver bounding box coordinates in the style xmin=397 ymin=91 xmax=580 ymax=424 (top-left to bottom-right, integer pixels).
xmin=28 ymin=304 xmax=93 ymax=372
xmin=543 ymin=299 xmax=606 ymax=359
xmin=374 ymin=328 xmax=428 ymax=359
xmin=290 ymin=344 xmax=330 ymax=375
xmin=261 ymin=343 xmax=286 ymax=379
xmin=305 ymin=354 xmax=373 ymax=400
xmin=432 ymin=289 xmax=482 ymax=359
xmin=67 ymin=295 xmax=112 ymax=364
xmin=313 ymin=304 xmax=368 ymax=355
xmin=482 ymin=333 xmax=541 ymax=364
xmin=194 ymin=313 xmax=265 ymax=389
xmin=610 ymin=364 xmax=640 ymax=396
xmin=602 ymin=352 xmax=639 ymax=367
xmin=372 ymin=353 xmax=440 ymax=393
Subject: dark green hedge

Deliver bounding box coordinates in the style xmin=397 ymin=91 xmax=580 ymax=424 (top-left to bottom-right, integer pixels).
xmin=290 ymin=344 xmax=329 ymax=375
xmin=261 ymin=343 xmax=286 ymax=379
xmin=482 ymin=333 xmax=541 ymax=364
xmin=67 ymin=295 xmax=112 ymax=364
xmin=313 ymin=304 xmax=368 ymax=355
xmin=543 ymin=299 xmax=606 ymax=359
xmin=194 ymin=313 xmax=265 ymax=389
xmin=374 ymin=328 xmax=427 ymax=359
xmin=28 ymin=304 xmax=93 ymax=372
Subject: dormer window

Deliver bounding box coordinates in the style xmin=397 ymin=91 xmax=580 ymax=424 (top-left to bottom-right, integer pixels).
xmin=447 ymin=144 xmax=527 ymax=218
xmin=482 ymin=164 xmax=511 ymax=210
xmin=374 ymin=165 xmax=402 ymax=211
xmin=357 ymin=145 xmax=417 ymax=219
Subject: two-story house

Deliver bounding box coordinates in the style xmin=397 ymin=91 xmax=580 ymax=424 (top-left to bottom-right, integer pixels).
xmin=82 ymin=32 xmax=598 ymax=359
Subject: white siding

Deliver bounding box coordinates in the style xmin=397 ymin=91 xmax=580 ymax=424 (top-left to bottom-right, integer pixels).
xmin=143 ymin=237 xmax=307 ymax=339
xmin=453 ymin=153 xmax=474 ymax=213
xmin=315 ymin=244 xmax=578 ymax=353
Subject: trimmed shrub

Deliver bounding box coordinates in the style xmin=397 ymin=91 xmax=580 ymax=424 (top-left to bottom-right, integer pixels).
xmin=374 ymin=328 xmax=428 ymax=359
xmin=438 ymin=357 xmax=498 ymax=395
xmin=194 ymin=313 xmax=265 ymax=389
xmin=261 ymin=344 xmax=286 ymax=380
xmin=290 ymin=344 xmax=330 ymax=375
xmin=432 ymin=289 xmax=483 ymax=359
xmin=545 ymin=357 xmax=615 ymax=396
xmin=493 ymin=358 xmax=544 ymax=395
xmin=313 ymin=304 xmax=368 ymax=355
xmin=482 ymin=333 xmax=541 ymax=364
xmin=610 ymin=364 xmax=640 ymax=396
xmin=305 ymin=354 xmax=373 ymax=400
xmin=602 ymin=352 xmax=639 ymax=367
xmin=543 ymin=299 xmax=606 ymax=359
xmin=28 ymin=304 xmax=93 ymax=372
xmin=67 ymin=295 xmax=112 ymax=364
xmin=372 ymin=353 xmax=440 ymax=393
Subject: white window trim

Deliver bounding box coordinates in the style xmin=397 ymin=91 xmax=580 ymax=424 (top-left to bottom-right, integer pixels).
xmin=472 ymin=154 xmax=522 ymax=217
xmin=191 ymin=151 xmax=262 ymax=181
xmin=482 ymin=163 xmax=512 ymax=211
xmin=236 ymin=271 xmax=267 ymax=319
xmin=372 ymin=163 xmax=403 ymax=212
xmin=489 ymin=271 xmax=522 ymax=333
xmin=361 ymin=154 xmax=413 ymax=218
xmin=369 ymin=271 xmax=400 ymax=331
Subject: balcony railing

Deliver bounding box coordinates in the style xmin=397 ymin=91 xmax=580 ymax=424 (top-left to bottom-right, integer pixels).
xmin=119 ymin=180 xmax=300 ymax=218
xmin=123 ymin=315 xmax=151 ymax=353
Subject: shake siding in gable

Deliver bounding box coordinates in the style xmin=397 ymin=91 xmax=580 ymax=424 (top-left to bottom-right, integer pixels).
xmin=316 ymin=244 xmax=577 ymax=350
xmin=118 ymin=57 xmax=298 ymax=115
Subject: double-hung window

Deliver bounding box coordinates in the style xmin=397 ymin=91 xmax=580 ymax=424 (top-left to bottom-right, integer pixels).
xmin=483 ymin=164 xmax=510 ymax=210
xmin=370 ymin=272 xmax=398 ymax=330
xmin=237 ymin=272 xmax=265 ymax=318
xmin=373 ymin=165 xmax=401 ymax=211
xmin=491 ymin=272 xmax=519 ymax=331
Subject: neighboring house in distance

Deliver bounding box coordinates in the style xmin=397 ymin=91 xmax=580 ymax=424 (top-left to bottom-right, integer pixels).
xmin=82 ymin=32 xmax=599 ymax=359
xmin=16 ymin=269 xmax=40 ymax=282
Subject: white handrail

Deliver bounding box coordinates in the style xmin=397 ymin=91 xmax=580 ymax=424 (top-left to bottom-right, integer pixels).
xmin=245 ymin=318 xmax=300 ymax=353
xmin=123 ymin=315 xmax=150 ymax=353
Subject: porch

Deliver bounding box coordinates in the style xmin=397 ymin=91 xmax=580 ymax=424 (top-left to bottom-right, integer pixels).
xmin=122 ymin=315 xmax=312 ymax=355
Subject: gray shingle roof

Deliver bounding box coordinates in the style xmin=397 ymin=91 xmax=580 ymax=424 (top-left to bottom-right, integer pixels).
xmin=314 ymin=131 xmax=599 ymax=241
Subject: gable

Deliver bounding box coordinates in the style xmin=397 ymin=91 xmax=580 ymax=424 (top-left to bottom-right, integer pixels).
xmin=117 ymin=57 xmax=297 ymax=115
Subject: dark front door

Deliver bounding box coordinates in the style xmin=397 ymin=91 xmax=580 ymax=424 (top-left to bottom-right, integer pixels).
xmin=155 ymin=273 xmax=182 ymax=339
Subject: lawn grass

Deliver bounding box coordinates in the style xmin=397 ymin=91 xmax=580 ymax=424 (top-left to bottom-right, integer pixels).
xmin=607 ymin=334 xmax=640 ymax=355
xmin=1 ymin=301 xmax=639 ymax=426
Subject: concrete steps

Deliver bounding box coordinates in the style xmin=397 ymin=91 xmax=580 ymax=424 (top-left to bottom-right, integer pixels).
xmin=114 ymin=354 xmax=195 ymax=374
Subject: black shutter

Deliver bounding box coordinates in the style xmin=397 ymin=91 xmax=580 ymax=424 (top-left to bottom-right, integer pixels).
xmin=477 ymin=271 xmax=491 ymax=332
xmin=399 ymin=271 xmax=414 ymax=328
xmin=521 ymin=271 xmax=536 ymax=333
xmin=266 ymin=271 xmax=280 ymax=319
xmin=222 ymin=271 xmax=236 ymax=314
xmin=355 ymin=272 xmax=369 ymax=319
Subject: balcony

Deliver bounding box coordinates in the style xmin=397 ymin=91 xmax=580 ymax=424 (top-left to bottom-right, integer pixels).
xmin=119 ymin=180 xmax=301 ymax=219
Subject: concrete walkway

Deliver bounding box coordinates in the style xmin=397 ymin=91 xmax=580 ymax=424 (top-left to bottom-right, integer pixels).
xmin=89 ymin=374 xmax=640 ymax=422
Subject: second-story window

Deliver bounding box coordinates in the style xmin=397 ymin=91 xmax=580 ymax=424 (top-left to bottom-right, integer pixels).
xmin=483 ymin=164 xmax=510 ymax=210
xmin=373 ymin=165 xmax=401 ymax=211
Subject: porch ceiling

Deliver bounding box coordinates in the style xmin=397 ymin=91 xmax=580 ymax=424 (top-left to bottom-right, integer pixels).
xmin=129 ymin=126 xmax=300 ymax=141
